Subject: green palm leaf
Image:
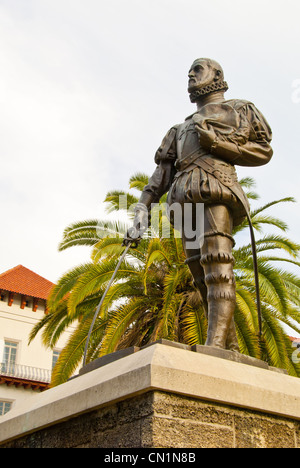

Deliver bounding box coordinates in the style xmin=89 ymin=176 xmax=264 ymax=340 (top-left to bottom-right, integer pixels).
xmin=129 ymin=173 xmax=149 ymax=192
xmin=100 ymin=297 xmax=147 ymax=355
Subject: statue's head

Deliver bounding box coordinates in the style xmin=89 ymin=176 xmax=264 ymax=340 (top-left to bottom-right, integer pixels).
xmin=188 ymin=58 xmax=228 ymax=103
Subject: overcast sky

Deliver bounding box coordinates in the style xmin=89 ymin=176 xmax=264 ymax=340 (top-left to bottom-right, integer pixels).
xmin=0 ymin=0 xmax=300 ymax=284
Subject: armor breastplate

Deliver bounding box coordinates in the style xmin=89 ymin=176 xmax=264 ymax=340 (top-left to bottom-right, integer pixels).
xmin=176 ymin=118 xmax=206 ymax=162
xmin=175 ymin=117 xmax=239 ymax=189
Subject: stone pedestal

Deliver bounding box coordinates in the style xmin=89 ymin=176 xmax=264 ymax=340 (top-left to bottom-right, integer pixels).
xmin=1 ymin=341 xmax=300 ymax=448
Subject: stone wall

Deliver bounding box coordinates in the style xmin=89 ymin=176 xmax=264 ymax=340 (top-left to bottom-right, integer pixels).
xmin=2 ymin=391 xmax=299 ymax=448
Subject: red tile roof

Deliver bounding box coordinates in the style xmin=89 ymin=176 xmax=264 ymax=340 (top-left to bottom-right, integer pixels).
xmin=290 ymin=336 xmax=300 ymax=343
xmin=0 ymin=265 xmax=54 ymax=300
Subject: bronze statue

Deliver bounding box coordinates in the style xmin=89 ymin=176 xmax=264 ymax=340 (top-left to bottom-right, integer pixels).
xmin=123 ymin=58 xmax=273 ymax=351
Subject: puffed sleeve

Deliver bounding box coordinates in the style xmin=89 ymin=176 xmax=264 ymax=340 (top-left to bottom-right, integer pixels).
xmin=211 ymin=104 xmax=273 ymax=167
xmin=154 ymin=125 xmax=178 ymax=164
xmin=138 ymin=126 xmax=178 ymax=208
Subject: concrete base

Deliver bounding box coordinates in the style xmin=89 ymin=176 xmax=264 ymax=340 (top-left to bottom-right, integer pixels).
xmin=0 ymin=341 xmax=300 ymax=448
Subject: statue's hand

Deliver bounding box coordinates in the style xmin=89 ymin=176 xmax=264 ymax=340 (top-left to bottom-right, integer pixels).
xmin=122 ymin=227 xmax=142 ymax=249
xmin=196 ymin=126 xmax=216 ymax=151
xmin=122 ymin=203 xmax=149 ymax=249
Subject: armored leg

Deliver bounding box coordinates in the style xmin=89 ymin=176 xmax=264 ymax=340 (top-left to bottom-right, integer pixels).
xmin=226 ymin=318 xmax=240 ymax=352
xmin=181 ymin=204 xmax=208 ymax=313
xmin=182 ymin=203 xmax=239 ymax=350
xmin=200 ymin=204 xmax=239 ymax=350
xmin=184 ymin=252 xmax=208 ymax=315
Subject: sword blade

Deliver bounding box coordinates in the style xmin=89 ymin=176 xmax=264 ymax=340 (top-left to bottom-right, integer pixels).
xmin=82 ymin=242 xmax=132 ymax=367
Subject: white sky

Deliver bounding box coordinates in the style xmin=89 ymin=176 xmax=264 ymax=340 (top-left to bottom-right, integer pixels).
xmin=0 ymin=0 xmax=300 ymax=284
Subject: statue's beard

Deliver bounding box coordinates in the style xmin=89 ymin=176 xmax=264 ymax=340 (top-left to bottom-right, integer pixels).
xmin=189 ymin=80 xmax=229 ymax=103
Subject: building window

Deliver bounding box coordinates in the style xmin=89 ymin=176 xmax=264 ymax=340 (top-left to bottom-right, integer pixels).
xmin=3 ymin=341 xmax=18 ymax=373
xmin=0 ymin=401 xmax=12 ymax=416
xmin=52 ymin=350 xmax=60 ymax=369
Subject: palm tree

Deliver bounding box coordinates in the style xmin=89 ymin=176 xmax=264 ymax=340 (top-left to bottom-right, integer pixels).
xmin=29 ymin=175 xmax=300 ymax=384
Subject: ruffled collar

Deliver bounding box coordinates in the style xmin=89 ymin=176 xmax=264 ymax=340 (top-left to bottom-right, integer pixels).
xmin=189 ymin=80 xmax=229 ymax=103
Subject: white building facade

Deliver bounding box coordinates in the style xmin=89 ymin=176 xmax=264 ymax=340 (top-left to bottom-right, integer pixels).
xmin=0 ymin=265 xmax=74 ymax=416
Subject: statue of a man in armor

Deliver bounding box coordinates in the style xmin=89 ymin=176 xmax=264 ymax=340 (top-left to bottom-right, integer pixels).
xmin=123 ymin=58 xmax=273 ymax=351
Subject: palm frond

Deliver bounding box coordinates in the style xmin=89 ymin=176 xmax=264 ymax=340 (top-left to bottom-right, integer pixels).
xmin=51 ymin=316 xmax=109 ymax=386
xmin=181 ymin=304 xmax=207 ymax=346
xmin=251 ymin=197 xmax=296 ymax=218
xmin=47 ymin=263 xmax=93 ymax=309
xmin=239 ymin=177 xmax=257 ymax=190
xmin=104 ymin=190 xmax=138 ymax=214
xmin=67 ymin=258 xmax=139 ymax=318
xmin=59 ymin=220 xmax=100 ymax=251
xmin=129 ymin=173 xmax=149 ymax=192
xmin=100 ymin=297 xmax=147 ymax=355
